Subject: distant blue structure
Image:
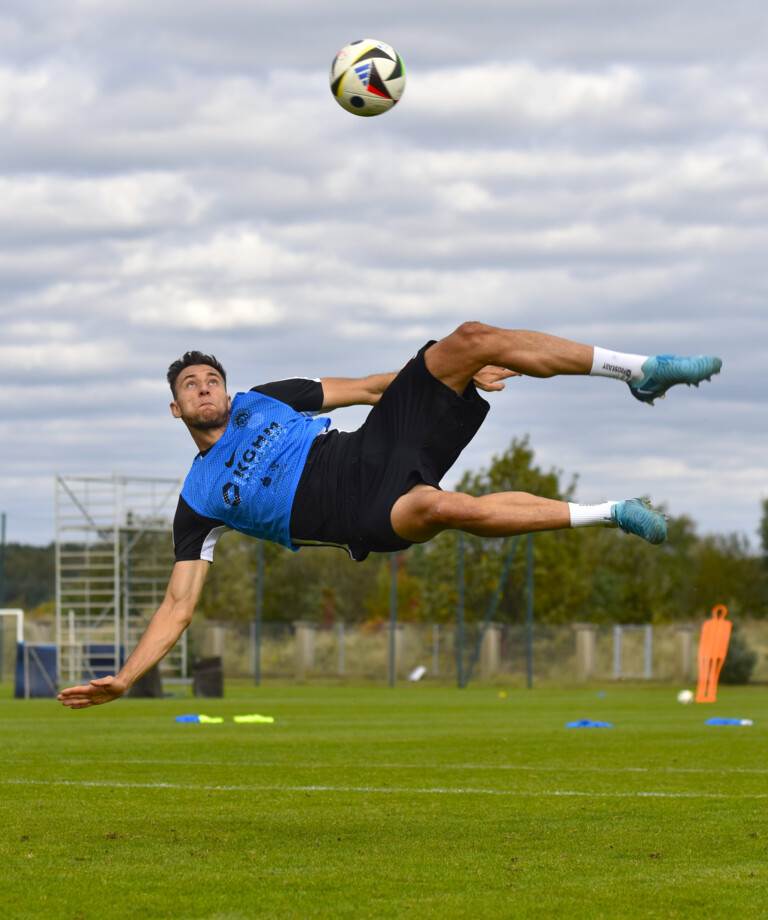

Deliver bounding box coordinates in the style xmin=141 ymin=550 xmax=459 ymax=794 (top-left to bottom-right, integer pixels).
xmin=15 ymin=643 xmax=57 ymax=698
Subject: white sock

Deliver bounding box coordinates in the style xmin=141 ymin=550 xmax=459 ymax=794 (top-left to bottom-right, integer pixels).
xmin=568 ymin=501 xmax=618 ymax=528
xmin=590 ymin=347 xmax=649 ymax=383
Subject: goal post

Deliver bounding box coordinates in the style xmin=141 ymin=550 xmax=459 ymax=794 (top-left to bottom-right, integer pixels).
xmin=0 ymin=608 xmax=24 ymax=644
xmin=0 ymin=609 xmax=24 ymax=684
xmin=0 ymin=610 xmax=58 ymax=699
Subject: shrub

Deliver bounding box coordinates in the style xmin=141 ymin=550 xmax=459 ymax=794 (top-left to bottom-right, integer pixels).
xmin=719 ymin=625 xmax=758 ymax=684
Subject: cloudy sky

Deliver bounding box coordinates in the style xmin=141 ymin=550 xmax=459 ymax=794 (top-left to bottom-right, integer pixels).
xmin=1 ymin=0 xmax=766 ymax=549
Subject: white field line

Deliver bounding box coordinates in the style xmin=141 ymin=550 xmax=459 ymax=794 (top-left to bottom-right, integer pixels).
xmin=1 ymin=757 xmax=766 ymax=776
xmin=2 ymin=778 xmax=767 ymax=799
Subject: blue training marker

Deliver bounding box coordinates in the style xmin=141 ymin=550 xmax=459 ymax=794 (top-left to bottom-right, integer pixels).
xmin=566 ymin=719 xmax=613 ymax=728
xmin=174 ymin=714 xmax=224 ymax=723
xmin=704 ymin=718 xmax=753 ymax=726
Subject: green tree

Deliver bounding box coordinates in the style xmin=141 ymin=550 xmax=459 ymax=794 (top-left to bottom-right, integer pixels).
xmin=719 ymin=620 xmax=758 ymax=684
xmin=410 ymin=437 xmax=577 ymax=624
xmin=364 ymin=553 xmax=425 ymax=624
xmin=195 ymin=531 xmax=260 ymax=623
xmin=0 ymin=543 xmax=56 ymax=609
xmin=685 ymin=532 xmax=766 ymax=620
xmin=566 ymin=511 xmax=702 ymax=625
xmin=165 ymin=529 xmax=382 ymax=626
xmin=263 ymin=542 xmax=382 ymax=625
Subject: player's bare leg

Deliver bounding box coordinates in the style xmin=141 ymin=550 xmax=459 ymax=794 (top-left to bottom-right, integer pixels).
xmin=391 ymin=485 xmax=570 ymax=542
xmin=424 ymin=322 xmax=592 ymax=395
xmin=425 ymin=322 xmax=722 ymax=403
xmin=391 ymin=485 xmax=668 ymax=546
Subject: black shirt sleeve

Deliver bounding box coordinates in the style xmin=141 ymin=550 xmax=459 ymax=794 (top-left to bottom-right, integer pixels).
xmin=173 ymin=495 xmax=230 ymax=562
xmin=250 ymin=378 xmax=323 ymax=413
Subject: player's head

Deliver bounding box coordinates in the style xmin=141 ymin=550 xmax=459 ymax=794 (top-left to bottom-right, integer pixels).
xmin=168 ymin=352 xmax=231 ymax=438
xmin=167 ymin=351 xmax=227 ymax=399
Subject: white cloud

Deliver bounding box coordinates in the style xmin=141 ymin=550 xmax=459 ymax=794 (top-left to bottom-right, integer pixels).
xmin=0 ymin=61 xmax=96 ymax=129
xmin=132 ymin=293 xmax=281 ymax=330
xmin=0 ymin=339 xmax=131 ymax=374
xmin=0 ymin=173 xmax=205 ymax=239
xmin=120 ymin=228 xmax=303 ymax=279
xmin=412 ymin=61 xmax=642 ymax=122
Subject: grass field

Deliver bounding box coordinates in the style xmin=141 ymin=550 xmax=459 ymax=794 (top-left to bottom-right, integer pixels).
xmin=0 ymin=683 xmax=766 ymax=920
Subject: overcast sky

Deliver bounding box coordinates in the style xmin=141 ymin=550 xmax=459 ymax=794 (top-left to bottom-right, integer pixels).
xmin=1 ymin=0 xmax=766 ymax=550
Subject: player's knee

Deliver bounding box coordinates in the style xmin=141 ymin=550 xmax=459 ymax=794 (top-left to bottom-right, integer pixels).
xmin=450 ymin=321 xmax=495 ymax=360
xmin=393 ymin=490 xmax=483 ymax=542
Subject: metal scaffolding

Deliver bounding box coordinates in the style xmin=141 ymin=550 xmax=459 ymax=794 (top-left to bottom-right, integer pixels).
xmin=55 ymin=474 xmax=187 ymax=686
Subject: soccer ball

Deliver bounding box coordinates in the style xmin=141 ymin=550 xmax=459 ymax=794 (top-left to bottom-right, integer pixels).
xmin=329 ymin=39 xmax=406 ymax=116
xmin=677 ymin=689 xmax=694 ymax=705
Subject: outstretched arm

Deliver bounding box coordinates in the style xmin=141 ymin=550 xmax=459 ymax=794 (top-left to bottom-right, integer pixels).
xmin=57 ymin=560 xmax=210 ymax=710
xmin=320 ymin=366 xmax=518 ymax=410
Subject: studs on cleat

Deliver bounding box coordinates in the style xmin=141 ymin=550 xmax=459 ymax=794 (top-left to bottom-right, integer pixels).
xmin=628 ymin=354 xmax=722 ymax=405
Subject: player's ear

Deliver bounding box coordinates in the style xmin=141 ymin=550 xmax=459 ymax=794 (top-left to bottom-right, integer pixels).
xmin=170 ymin=399 xmax=182 ymax=419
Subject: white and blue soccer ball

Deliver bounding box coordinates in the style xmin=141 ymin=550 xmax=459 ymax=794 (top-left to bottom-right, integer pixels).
xmin=677 ymin=689 xmax=694 ymax=705
xmin=330 ymin=39 xmax=406 ymax=116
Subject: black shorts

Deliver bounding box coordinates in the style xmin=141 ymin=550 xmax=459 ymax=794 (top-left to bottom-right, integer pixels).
xmin=290 ymin=341 xmax=489 ymax=560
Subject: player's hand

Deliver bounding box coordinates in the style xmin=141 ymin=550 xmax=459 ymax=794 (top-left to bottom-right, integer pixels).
xmin=57 ymin=676 xmax=127 ymax=710
xmin=473 ymin=366 xmax=520 ymax=392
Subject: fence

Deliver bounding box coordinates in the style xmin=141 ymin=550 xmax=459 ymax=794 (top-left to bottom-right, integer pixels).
xmin=185 ymin=618 xmax=768 ymax=686
xmin=2 ymin=616 xmax=767 ymax=688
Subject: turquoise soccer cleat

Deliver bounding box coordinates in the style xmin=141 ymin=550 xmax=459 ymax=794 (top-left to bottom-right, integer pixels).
xmin=610 ymin=499 xmax=667 ymax=545
xmin=629 ymin=354 xmax=722 ymax=405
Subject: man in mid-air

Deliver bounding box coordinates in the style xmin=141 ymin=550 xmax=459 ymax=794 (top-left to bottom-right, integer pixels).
xmin=58 ymin=322 xmax=721 ymax=709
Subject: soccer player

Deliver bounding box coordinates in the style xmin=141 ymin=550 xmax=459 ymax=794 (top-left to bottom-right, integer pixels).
xmin=58 ymin=323 xmax=721 ymax=709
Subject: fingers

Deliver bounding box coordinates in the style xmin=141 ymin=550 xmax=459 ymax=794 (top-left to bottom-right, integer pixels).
xmin=57 ymin=677 xmax=122 ymax=709
xmin=57 ymin=684 xmax=96 ymax=699
xmin=59 ymin=697 xmax=97 ymax=709
xmin=58 ymin=678 xmax=112 ymax=697
xmin=58 ymin=692 xmax=98 ymax=709
xmin=473 ymin=366 xmax=521 ymax=390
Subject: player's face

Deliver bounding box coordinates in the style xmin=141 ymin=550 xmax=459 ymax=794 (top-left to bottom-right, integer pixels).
xmin=171 ymin=365 xmax=231 ymax=431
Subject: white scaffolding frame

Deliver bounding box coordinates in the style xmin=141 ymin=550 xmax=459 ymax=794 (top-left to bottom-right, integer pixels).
xmin=55 ymin=474 xmax=188 ymax=686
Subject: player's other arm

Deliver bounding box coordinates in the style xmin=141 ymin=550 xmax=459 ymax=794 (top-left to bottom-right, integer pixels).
xmin=320 ymin=373 xmax=397 ymax=410
xmin=57 ymin=560 xmax=210 ymax=710
xmin=320 ymin=365 xmax=519 ymax=410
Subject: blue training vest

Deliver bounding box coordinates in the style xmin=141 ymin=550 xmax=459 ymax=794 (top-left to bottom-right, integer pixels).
xmin=180 ymin=390 xmax=330 ymax=550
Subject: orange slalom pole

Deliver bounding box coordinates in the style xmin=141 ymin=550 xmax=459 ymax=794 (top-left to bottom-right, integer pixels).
xmin=695 ymin=604 xmax=732 ymax=703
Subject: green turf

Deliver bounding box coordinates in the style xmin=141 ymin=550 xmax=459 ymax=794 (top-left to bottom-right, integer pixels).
xmin=0 ymin=684 xmax=766 ymax=919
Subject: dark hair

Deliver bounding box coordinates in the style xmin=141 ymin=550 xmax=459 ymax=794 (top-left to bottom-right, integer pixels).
xmin=167 ymin=351 xmax=227 ymax=397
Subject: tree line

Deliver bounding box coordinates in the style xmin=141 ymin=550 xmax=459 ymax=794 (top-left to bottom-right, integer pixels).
xmin=3 ymin=438 xmax=767 ymax=626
